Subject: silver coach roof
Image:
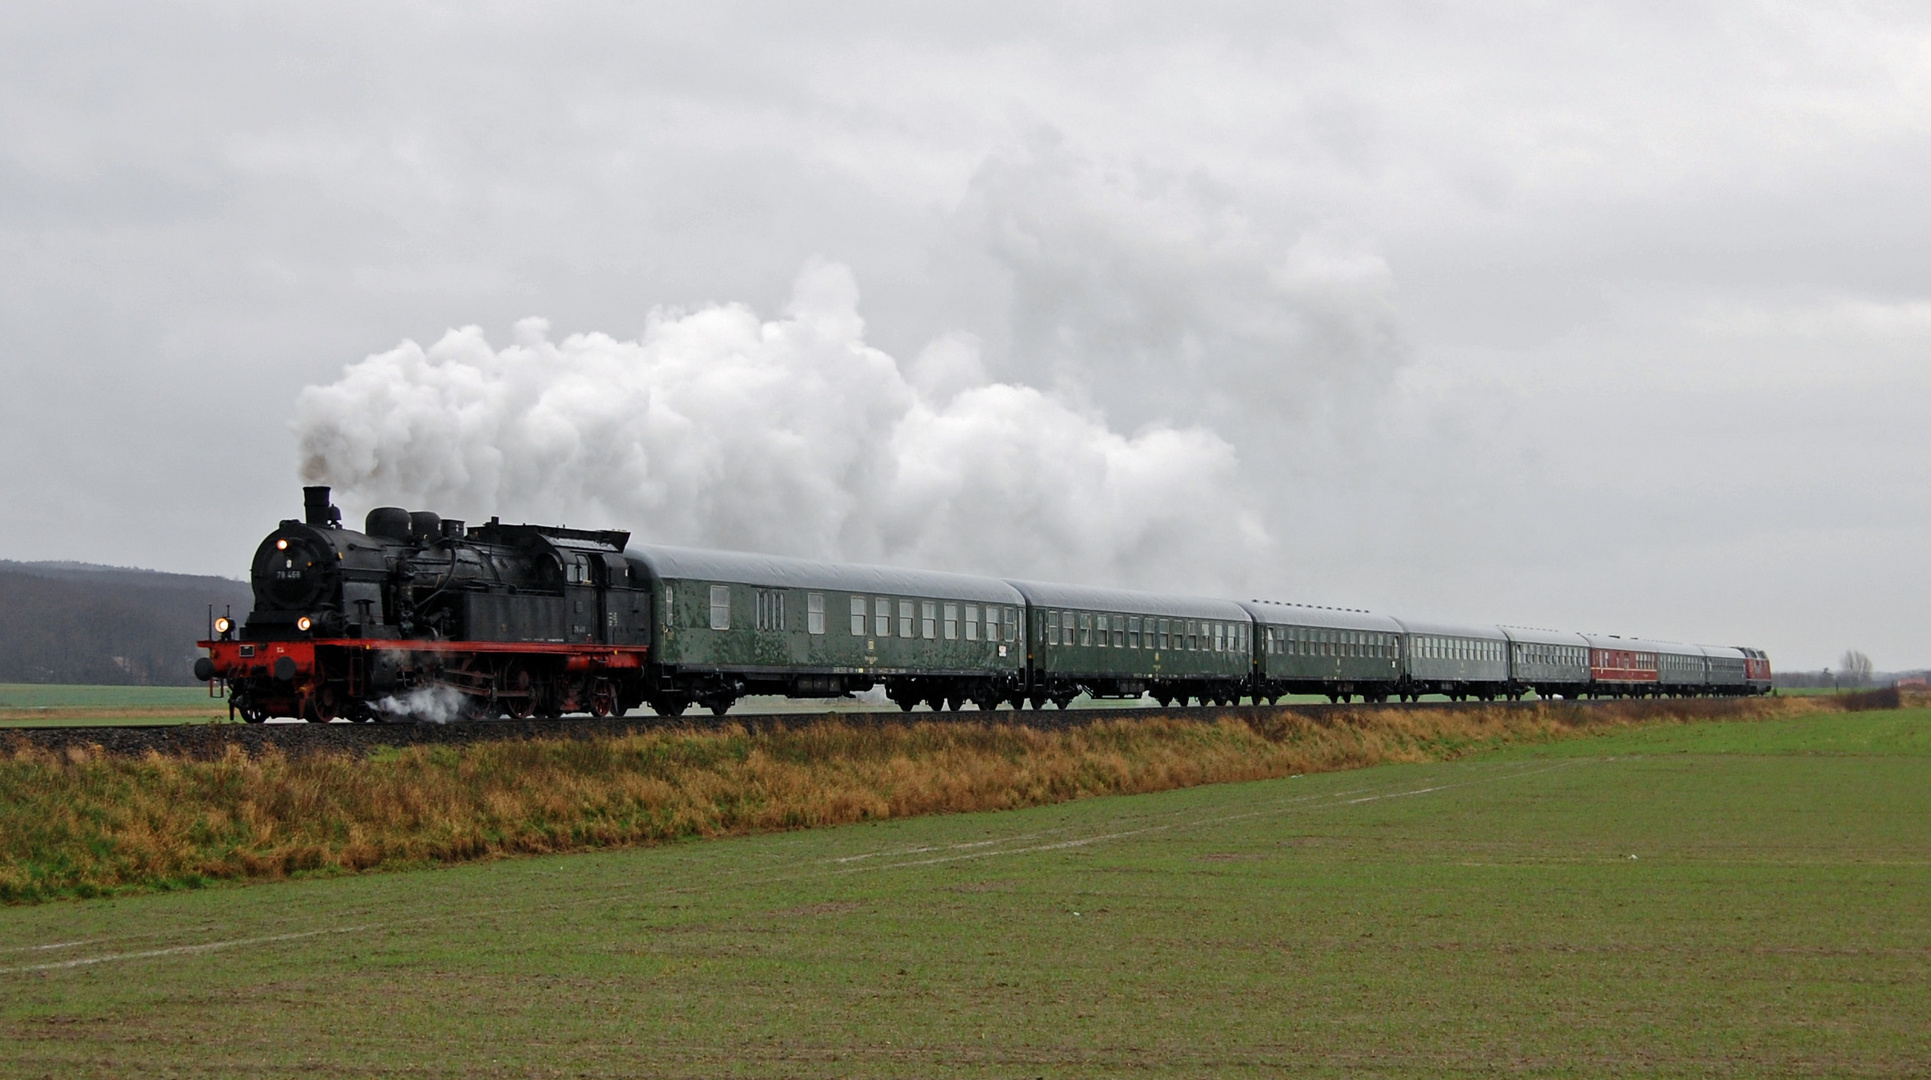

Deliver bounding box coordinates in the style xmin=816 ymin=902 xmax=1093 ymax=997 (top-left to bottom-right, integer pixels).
xmin=626 ymin=545 xmax=1023 ymax=605
xmin=1645 ymin=639 xmax=1709 ymax=658
xmin=1699 ymin=645 xmax=1748 ymax=660
xmin=1499 ymin=626 xmax=1591 ymax=647
xmin=1391 ymin=617 xmax=1509 ymax=641
xmin=1005 ymin=580 xmax=1251 ymax=622
xmin=1582 ymin=634 xmax=1693 ymax=654
xmin=1239 ymin=600 xmax=1403 ymax=634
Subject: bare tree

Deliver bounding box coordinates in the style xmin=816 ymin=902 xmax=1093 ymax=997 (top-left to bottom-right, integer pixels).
xmin=1838 ymin=650 xmax=1874 ymax=688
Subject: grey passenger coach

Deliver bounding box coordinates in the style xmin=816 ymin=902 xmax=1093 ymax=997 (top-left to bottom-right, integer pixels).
xmin=1500 ymin=627 xmax=1591 ymax=699
xmin=1393 ymin=618 xmax=1511 ymax=701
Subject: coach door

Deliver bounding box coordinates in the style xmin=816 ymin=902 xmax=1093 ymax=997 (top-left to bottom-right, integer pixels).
xmin=600 ymin=554 xmax=647 ymax=645
xmin=563 ymin=552 xmax=601 ymax=643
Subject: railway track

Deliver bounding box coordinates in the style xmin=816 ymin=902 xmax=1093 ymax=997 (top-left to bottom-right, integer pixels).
xmin=0 ymin=697 xmax=1648 ymax=759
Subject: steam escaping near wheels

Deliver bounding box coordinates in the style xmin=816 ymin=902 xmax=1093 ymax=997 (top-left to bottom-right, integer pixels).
xmin=374 ymin=686 xmax=472 ymax=724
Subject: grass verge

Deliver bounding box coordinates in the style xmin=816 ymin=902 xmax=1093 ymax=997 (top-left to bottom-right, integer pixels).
xmin=1 ymin=695 xmax=1837 ymax=904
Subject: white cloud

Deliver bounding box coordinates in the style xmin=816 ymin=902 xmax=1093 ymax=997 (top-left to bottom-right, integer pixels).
xmin=295 ymin=261 xmax=1262 ymax=591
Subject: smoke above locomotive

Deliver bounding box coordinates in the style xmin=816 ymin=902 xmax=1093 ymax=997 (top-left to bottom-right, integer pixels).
xmin=197 ymin=487 xmax=1772 ymax=723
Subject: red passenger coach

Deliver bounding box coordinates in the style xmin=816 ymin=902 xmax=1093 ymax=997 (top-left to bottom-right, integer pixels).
xmin=1585 ymin=636 xmax=1659 ymax=696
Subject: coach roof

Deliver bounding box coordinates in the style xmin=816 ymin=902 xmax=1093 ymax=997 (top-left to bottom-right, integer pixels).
xmin=1004 ymin=580 xmax=1251 ymax=622
xmin=624 ymin=545 xmax=1023 ymax=604
xmin=1238 ymin=600 xmax=1403 ymax=633
xmin=1499 ymin=626 xmax=1591 ymax=647
xmin=1391 ymin=617 xmax=1508 ymax=641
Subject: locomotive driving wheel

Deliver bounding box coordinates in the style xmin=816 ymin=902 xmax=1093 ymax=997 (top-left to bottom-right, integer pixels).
xmin=589 ymin=679 xmax=615 ymax=718
xmin=504 ymin=665 xmax=535 ymax=719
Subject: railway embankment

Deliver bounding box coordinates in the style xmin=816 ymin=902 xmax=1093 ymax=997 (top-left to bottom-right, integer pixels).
xmin=0 ymin=693 xmax=1882 ymax=904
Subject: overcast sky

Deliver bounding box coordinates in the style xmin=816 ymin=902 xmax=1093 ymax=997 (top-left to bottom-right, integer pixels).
xmin=3 ymin=2 xmax=1927 ymax=669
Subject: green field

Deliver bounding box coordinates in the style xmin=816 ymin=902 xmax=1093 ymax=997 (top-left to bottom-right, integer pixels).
xmin=2 ymin=709 xmax=1926 ymax=1077
xmin=0 ymin=683 xmax=219 ymax=709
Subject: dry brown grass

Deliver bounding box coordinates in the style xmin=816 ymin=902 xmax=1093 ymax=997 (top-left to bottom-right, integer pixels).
xmin=0 ymin=695 xmax=1838 ymax=903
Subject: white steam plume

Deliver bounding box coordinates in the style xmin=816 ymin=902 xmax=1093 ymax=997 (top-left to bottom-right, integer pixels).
xmin=373 ymin=685 xmax=470 ymax=724
xmin=295 ymin=262 xmax=1265 ymax=590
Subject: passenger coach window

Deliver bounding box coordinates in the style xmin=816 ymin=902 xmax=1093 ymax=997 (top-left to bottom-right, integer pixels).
xmin=967 ymin=604 xmax=981 ymax=641
xmin=1079 ymin=613 xmax=1092 ymax=647
xmin=709 ymin=585 xmax=731 ymax=631
xmin=850 ymin=595 xmax=865 ymax=636
xmin=899 ymin=600 xmax=914 ymax=639
xmin=921 ymin=601 xmax=937 ymax=639
xmin=943 ymin=604 xmax=958 ymax=640
xmin=875 ymin=597 xmax=891 ymax=637
xmin=808 ymin=593 xmax=825 ymax=635
xmin=1157 ymin=619 xmax=1170 ymax=650
xmin=1128 ymin=616 xmax=1141 ymax=649
xmin=1006 ymin=609 xmax=1018 ymax=642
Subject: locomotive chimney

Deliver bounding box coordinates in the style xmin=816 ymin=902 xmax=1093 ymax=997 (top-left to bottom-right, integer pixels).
xmin=303 ymin=485 xmax=342 ymax=528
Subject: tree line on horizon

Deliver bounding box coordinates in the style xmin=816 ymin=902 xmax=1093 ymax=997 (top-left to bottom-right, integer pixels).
xmin=0 ymin=562 xmax=251 ymax=686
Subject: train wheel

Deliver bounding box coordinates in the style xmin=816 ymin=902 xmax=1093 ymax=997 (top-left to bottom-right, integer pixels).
xmin=653 ymin=697 xmax=688 ymax=718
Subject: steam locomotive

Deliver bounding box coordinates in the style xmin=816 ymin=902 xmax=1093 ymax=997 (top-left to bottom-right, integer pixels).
xmin=197 ymin=487 xmax=1772 ymax=721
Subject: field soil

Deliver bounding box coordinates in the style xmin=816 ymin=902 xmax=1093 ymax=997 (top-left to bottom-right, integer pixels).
xmin=1 ymin=705 xmax=1925 ymax=1077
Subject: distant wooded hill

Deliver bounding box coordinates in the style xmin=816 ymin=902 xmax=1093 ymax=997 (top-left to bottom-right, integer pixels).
xmin=0 ymin=561 xmax=252 ymax=685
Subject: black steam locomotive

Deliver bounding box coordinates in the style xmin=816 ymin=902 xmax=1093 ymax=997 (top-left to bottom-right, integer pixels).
xmin=201 ymin=487 xmax=649 ymax=721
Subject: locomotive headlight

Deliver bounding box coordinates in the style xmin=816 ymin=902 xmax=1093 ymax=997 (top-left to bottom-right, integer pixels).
xmin=296 ymin=615 xmax=313 ymax=632
xmin=213 ymin=616 xmax=232 ymax=635
xmin=277 ymin=538 xmax=289 ymax=550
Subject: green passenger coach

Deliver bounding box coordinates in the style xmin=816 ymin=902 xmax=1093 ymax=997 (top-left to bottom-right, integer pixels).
xmin=1008 ymin=580 xmax=1253 ymax=707
xmin=625 ymin=545 xmax=1025 ymax=715
xmin=1240 ymin=600 xmax=1405 ymax=703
